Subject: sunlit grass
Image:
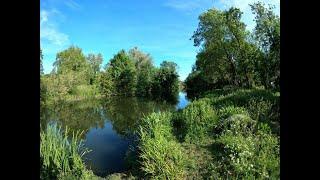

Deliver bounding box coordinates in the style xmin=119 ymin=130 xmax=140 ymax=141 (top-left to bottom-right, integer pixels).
xmin=40 ymin=123 xmax=95 ymax=179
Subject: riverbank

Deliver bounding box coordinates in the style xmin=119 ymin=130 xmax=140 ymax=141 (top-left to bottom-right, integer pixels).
xmin=40 ymin=88 xmax=279 ymax=179
xmin=132 ymin=88 xmax=279 ymax=179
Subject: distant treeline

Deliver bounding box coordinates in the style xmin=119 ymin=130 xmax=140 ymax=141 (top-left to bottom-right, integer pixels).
xmin=40 ymin=46 xmax=180 ymax=104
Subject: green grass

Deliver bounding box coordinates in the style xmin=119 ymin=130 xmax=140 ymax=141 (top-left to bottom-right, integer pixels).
xmin=134 ymin=88 xmax=279 ymax=179
xmin=40 ymin=123 xmax=96 ymax=180
xmin=180 ymin=98 xmax=218 ymax=143
xmin=137 ymin=112 xmax=187 ymax=179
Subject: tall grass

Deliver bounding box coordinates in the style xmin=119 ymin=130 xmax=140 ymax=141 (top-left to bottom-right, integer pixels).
xmin=137 ymin=112 xmax=187 ymax=179
xmin=180 ymin=99 xmax=218 ymax=143
xmin=40 ymin=123 xmax=94 ymax=179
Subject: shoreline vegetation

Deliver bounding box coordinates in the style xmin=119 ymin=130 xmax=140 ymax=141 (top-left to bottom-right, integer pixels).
xmin=40 ymin=1 xmax=279 ymax=179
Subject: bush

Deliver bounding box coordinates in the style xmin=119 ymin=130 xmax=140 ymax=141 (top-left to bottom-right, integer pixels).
xmin=216 ymin=127 xmax=279 ymax=179
xmin=181 ymin=99 xmax=218 ymax=142
xmin=217 ymin=106 xmax=250 ymax=120
xmin=137 ymin=112 xmax=187 ymax=179
xmin=207 ymin=89 xmax=279 ymax=134
xmin=218 ymin=114 xmax=256 ymax=136
xmin=40 ymin=123 xmax=92 ymax=179
xmin=71 ymin=84 xmax=100 ymax=99
xmin=139 ymin=112 xmax=174 ymax=140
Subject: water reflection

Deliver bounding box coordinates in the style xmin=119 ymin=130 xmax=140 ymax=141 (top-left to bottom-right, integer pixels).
xmin=40 ymin=93 xmax=189 ymax=176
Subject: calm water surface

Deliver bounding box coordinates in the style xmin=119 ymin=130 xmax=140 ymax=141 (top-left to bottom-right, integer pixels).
xmin=41 ymin=92 xmax=189 ymax=176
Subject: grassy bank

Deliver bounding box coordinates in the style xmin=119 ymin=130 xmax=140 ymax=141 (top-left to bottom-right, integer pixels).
xmin=134 ymin=88 xmax=279 ymax=179
xmin=40 ymin=88 xmax=279 ymax=179
xmin=40 ymin=124 xmax=99 ymax=180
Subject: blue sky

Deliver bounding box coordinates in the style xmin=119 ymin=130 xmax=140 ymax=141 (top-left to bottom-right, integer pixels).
xmin=40 ymin=0 xmax=279 ymax=80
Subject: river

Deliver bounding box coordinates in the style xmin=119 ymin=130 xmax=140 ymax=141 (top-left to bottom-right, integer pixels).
xmin=40 ymin=92 xmax=189 ymax=176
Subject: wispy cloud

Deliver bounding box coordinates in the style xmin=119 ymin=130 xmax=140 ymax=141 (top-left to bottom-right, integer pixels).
xmin=163 ymin=0 xmax=213 ymax=13
xmin=40 ymin=9 xmax=70 ymax=55
xmin=64 ymin=0 xmax=82 ymax=10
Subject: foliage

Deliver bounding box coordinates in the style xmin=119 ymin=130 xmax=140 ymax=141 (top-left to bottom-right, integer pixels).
xmin=86 ymin=53 xmax=103 ymax=76
xmin=251 ymin=2 xmax=280 ymax=90
xmin=103 ymin=50 xmax=137 ymax=96
xmin=134 ymin=87 xmax=279 ymax=179
xmin=128 ymin=47 xmax=155 ymax=97
xmin=40 ymin=123 xmax=93 ymax=179
xmin=185 ymin=2 xmax=280 ymax=97
xmin=137 ymin=112 xmax=187 ymax=179
xmin=41 ymin=46 xmax=102 ymax=104
xmin=151 ymin=61 xmax=180 ymax=102
xmin=180 ymin=99 xmax=218 ymax=142
xmin=216 ymin=125 xmax=279 ymax=179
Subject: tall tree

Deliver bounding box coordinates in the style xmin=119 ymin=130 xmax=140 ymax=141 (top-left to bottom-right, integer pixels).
xmin=53 ymin=46 xmax=91 ymax=85
xmin=251 ymin=2 xmax=280 ymax=89
xmin=86 ymin=53 xmax=103 ymax=75
xmin=53 ymin=46 xmax=88 ymax=74
xmin=152 ymin=61 xmax=179 ymax=102
xmin=191 ymin=7 xmax=257 ymax=87
xmin=128 ymin=47 xmax=154 ymax=97
xmin=106 ymin=50 xmax=137 ymax=96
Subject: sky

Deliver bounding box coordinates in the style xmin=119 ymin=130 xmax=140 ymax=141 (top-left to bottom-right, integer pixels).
xmin=40 ymin=0 xmax=279 ymax=81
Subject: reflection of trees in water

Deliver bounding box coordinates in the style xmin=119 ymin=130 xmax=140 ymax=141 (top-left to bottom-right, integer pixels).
xmin=102 ymin=96 xmax=176 ymax=137
xmin=40 ymin=96 xmax=177 ymax=139
xmin=40 ymin=99 xmax=105 ymax=138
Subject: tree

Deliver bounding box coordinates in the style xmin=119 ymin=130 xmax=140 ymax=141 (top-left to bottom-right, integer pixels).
xmin=251 ymin=2 xmax=280 ymax=89
xmin=152 ymin=61 xmax=179 ymax=102
xmin=53 ymin=46 xmax=91 ymax=85
xmin=86 ymin=53 xmax=103 ymax=75
xmin=192 ymin=7 xmax=258 ymax=87
xmin=128 ymin=47 xmax=155 ymax=97
xmin=105 ymin=50 xmax=137 ymax=96
xmin=86 ymin=53 xmax=103 ymax=85
xmin=53 ymin=46 xmax=89 ymax=74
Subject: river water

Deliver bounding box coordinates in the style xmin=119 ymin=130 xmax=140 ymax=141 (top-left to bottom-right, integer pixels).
xmin=40 ymin=92 xmax=189 ymax=176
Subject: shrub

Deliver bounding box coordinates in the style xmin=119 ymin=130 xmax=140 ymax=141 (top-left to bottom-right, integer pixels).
xmin=137 ymin=112 xmax=187 ymax=179
xmin=218 ymin=114 xmax=256 ymax=136
xmin=139 ymin=112 xmax=174 ymax=140
xmin=40 ymin=123 xmax=92 ymax=179
xmin=216 ymin=128 xmax=279 ymax=179
xmin=138 ymin=136 xmax=186 ymax=179
xmin=217 ymin=106 xmax=250 ymax=120
xmin=71 ymin=85 xmax=100 ymax=99
xmin=181 ymin=99 xmax=218 ymax=142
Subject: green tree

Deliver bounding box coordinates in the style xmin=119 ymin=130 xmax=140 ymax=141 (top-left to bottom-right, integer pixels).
xmin=86 ymin=53 xmax=103 ymax=75
xmin=106 ymin=50 xmax=137 ymax=96
xmin=251 ymin=2 xmax=280 ymax=89
xmin=53 ymin=46 xmax=91 ymax=85
xmin=99 ymin=69 xmax=115 ymax=97
xmin=152 ymin=61 xmax=179 ymax=102
xmin=191 ymin=7 xmax=258 ymax=87
xmin=86 ymin=53 xmax=103 ymax=85
xmin=128 ymin=47 xmax=155 ymax=97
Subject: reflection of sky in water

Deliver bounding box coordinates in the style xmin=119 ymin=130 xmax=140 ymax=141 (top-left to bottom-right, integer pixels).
xmin=84 ymin=122 xmax=130 ymax=176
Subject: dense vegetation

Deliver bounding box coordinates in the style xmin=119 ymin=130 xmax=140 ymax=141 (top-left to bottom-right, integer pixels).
xmin=40 ymin=1 xmax=279 ymax=179
xmin=40 ymin=124 xmax=96 ymax=179
xmin=40 ymin=46 xmax=180 ymax=106
xmin=185 ymin=2 xmax=280 ymax=98
xmin=135 ymin=88 xmax=279 ymax=179
xmin=132 ymin=2 xmax=280 ymax=179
